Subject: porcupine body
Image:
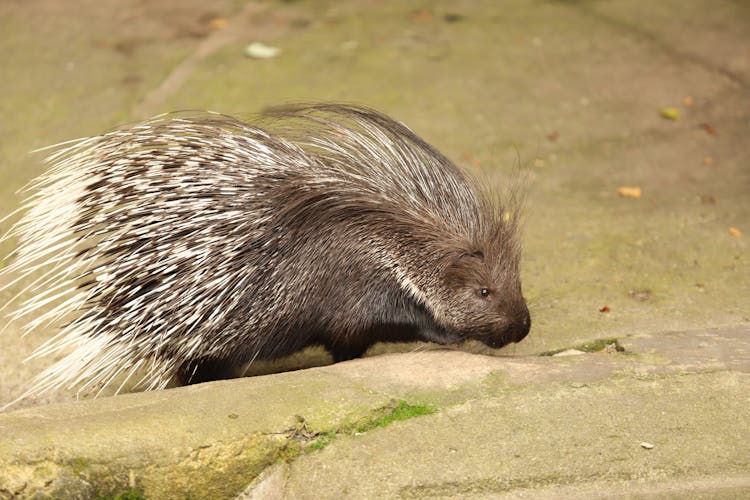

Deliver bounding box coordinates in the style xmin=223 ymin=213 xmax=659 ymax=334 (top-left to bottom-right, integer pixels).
xmin=1 ymin=103 xmax=530 ymax=402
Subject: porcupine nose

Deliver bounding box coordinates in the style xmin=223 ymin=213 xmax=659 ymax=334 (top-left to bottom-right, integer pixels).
xmin=483 ymin=302 xmax=531 ymax=349
xmin=510 ymin=303 xmax=531 ymax=343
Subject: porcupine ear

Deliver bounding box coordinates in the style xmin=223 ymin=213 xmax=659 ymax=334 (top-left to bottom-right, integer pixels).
xmin=459 ymin=250 xmax=485 ymax=261
xmin=444 ymin=250 xmax=485 ymax=275
xmin=435 ymin=236 xmax=485 ymax=277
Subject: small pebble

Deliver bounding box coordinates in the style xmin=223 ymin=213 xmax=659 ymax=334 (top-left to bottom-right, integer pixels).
xmin=641 ymin=442 xmax=655 ymax=450
xmin=553 ymin=349 xmax=586 ymax=357
xmin=245 ymin=42 xmax=281 ymax=59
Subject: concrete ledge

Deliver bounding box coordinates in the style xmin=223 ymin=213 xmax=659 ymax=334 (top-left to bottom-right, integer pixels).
xmin=1 ymin=328 xmax=748 ymax=498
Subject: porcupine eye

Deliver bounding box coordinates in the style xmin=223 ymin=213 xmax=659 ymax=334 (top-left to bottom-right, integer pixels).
xmin=479 ymin=288 xmax=491 ymax=298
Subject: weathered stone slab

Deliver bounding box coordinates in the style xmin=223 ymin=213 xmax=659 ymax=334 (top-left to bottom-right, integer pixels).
xmin=1 ymin=328 xmax=747 ymax=498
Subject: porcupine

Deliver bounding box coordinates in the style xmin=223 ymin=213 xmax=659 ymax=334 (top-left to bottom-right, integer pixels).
xmin=0 ymin=103 xmax=530 ymax=402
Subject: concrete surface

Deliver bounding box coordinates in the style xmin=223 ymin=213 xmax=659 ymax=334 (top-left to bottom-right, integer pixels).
xmin=1 ymin=328 xmax=748 ymax=498
xmin=0 ymin=0 xmax=748 ymax=498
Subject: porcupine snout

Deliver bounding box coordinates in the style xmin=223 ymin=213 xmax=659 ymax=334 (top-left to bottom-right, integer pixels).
xmin=484 ymin=301 xmax=531 ymax=349
xmin=509 ymin=302 xmax=531 ymax=343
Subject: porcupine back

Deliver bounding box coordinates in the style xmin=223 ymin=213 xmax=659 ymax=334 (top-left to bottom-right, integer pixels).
xmin=1 ymin=103 xmax=522 ymax=403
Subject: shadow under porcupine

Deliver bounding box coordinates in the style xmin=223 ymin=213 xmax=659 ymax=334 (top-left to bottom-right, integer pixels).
xmin=0 ymin=103 xmax=530 ymax=405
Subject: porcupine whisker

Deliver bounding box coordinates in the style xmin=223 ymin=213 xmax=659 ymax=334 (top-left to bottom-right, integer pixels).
xmin=239 ymin=349 xmax=264 ymax=378
xmin=407 ymin=343 xmax=441 ymax=358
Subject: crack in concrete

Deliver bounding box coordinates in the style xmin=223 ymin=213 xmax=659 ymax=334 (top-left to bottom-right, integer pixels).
xmin=399 ymin=473 xmax=750 ymax=498
xmin=130 ymin=2 xmax=272 ymax=120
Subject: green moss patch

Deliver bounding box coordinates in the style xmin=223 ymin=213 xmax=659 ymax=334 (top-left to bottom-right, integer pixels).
xmin=355 ymin=400 xmax=436 ymax=433
xmin=300 ymin=400 xmax=437 ymax=454
xmin=68 ymin=457 xmax=91 ymax=476
xmin=307 ymin=430 xmax=337 ymax=451
xmin=97 ymin=489 xmax=146 ymax=500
